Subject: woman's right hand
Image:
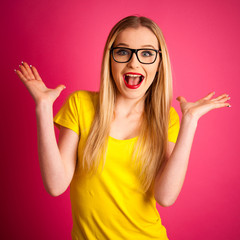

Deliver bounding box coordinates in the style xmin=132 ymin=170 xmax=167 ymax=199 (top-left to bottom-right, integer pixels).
xmin=15 ymin=61 xmax=66 ymax=106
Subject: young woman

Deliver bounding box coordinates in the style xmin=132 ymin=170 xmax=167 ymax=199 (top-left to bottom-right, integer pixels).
xmin=15 ymin=16 xmax=230 ymax=240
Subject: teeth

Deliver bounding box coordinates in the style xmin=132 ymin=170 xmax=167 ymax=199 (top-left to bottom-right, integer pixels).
xmin=125 ymin=74 xmax=143 ymax=77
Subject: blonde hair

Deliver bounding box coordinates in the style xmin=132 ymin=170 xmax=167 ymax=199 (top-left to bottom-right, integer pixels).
xmin=82 ymin=15 xmax=173 ymax=195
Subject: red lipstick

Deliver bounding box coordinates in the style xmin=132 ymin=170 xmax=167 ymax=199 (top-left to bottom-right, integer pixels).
xmin=123 ymin=72 xmax=144 ymax=89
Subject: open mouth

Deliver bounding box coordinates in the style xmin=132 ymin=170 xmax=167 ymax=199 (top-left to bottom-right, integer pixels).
xmin=123 ymin=73 xmax=144 ymax=89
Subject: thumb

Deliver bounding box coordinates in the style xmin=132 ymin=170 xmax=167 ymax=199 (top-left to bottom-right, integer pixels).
xmin=176 ymin=96 xmax=187 ymax=103
xmin=55 ymin=84 xmax=66 ymax=93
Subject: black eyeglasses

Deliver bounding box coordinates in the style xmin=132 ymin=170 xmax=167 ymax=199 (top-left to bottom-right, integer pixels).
xmin=110 ymin=47 xmax=161 ymax=64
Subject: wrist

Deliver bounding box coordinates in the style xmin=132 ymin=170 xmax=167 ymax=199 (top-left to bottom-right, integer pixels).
xmin=181 ymin=113 xmax=199 ymax=128
xmin=35 ymin=100 xmax=53 ymax=114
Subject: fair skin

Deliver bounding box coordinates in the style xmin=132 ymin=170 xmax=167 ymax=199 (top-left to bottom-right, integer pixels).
xmin=15 ymin=63 xmax=78 ymax=196
xmin=15 ymin=27 xmax=230 ymax=205
xmin=110 ymin=27 xmax=160 ymax=139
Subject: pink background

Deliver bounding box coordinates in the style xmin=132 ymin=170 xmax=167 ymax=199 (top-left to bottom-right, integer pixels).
xmin=2 ymin=0 xmax=239 ymax=239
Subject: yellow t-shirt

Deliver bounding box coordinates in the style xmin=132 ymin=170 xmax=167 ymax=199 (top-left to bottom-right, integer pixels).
xmin=53 ymin=90 xmax=180 ymax=240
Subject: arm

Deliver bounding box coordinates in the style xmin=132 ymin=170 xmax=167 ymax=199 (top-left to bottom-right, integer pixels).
xmin=36 ymin=104 xmax=79 ymax=196
xmin=154 ymin=92 xmax=231 ymax=207
xmin=15 ymin=61 xmax=78 ymax=196
xmin=154 ymin=116 xmax=197 ymax=207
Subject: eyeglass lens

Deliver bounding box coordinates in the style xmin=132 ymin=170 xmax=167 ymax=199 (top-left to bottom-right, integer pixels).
xmin=112 ymin=48 xmax=157 ymax=64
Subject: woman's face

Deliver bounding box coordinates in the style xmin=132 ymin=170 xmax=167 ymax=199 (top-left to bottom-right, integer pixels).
xmin=111 ymin=26 xmax=160 ymax=100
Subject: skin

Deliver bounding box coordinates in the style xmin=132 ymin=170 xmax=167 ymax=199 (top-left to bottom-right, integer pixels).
xmin=15 ymin=62 xmax=77 ymax=196
xmin=111 ymin=27 xmax=160 ymax=102
xmin=15 ymin=27 xmax=231 ymax=205
xmin=110 ymin=27 xmax=161 ymax=139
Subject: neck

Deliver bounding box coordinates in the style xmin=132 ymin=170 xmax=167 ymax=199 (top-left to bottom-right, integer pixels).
xmin=114 ymin=93 xmax=145 ymax=117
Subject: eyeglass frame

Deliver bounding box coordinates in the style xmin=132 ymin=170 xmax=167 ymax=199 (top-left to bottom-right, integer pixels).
xmin=110 ymin=47 xmax=162 ymax=64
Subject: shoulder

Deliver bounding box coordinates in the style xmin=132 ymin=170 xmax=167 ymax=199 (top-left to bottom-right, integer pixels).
xmin=66 ymin=90 xmax=99 ymax=115
xmin=168 ymin=106 xmax=180 ymax=128
xmin=168 ymin=106 xmax=180 ymax=143
xmin=69 ymin=90 xmax=99 ymax=100
xmin=67 ymin=90 xmax=99 ymax=106
xmin=169 ymin=106 xmax=179 ymax=119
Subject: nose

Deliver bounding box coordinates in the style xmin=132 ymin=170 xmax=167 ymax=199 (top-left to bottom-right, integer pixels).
xmin=127 ymin=52 xmax=140 ymax=68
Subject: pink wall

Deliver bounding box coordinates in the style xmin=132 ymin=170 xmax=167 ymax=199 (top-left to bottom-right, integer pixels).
xmin=2 ymin=0 xmax=239 ymax=239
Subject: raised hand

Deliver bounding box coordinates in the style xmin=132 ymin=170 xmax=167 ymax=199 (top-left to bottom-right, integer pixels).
xmin=176 ymin=91 xmax=231 ymax=121
xmin=14 ymin=61 xmax=66 ymax=106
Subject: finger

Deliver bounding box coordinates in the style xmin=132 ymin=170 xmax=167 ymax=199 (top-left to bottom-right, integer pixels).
xmin=30 ymin=65 xmax=42 ymax=81
xmin=22 ymin=61 xmax=35 ymax=79
xmin=213 ymin=102 xmax=231 ymax=108
xmin=53 ymin=85 xmax=66 ymax=98
xmin=203 ymin=91 xmax=215 ymax=100
xmin=211 ymin=93 xmax=229 ymax=101
xmin=55 ymin=85 xmax=66 ymax=93
xmin=215 ymin=96 xmax=230 ymax=103
xmin=176 ymin=96 xmax=187 ymax=103
xmin=15 ymin=69 xmax=28 ymax=84
xmin=19 ymin=64 xmax=31 ymax=80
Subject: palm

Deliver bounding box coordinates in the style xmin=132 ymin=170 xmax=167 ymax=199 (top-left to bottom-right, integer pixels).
xmin=15 ymin=62 xmax=65 ymax=105
xmin=176 ymin=92 xmax=231 ymax=121
xmin=24 ymin=78 xmax=55 ymax=102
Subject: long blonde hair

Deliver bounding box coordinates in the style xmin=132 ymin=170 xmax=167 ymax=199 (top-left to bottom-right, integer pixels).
xmin=82 ymin=16 xmax=173 ymax=194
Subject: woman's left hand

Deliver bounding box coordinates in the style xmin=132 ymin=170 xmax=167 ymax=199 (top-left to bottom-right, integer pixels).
xmin=176 ymin=91 xmax=231 ymax=122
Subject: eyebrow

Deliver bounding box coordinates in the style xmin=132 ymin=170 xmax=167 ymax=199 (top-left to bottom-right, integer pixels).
xmin=115 ymin=43 xmax=156 ymax=49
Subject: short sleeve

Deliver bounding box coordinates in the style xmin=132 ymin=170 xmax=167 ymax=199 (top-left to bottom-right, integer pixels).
xmin=168 ymin=107 xmax=180 ymax=143
xmin=53 ymin=91 xmax=80 ymax=135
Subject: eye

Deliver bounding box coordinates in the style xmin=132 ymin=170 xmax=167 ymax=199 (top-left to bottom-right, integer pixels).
xmin=115 ymin=49 xmax=130 ymax=56
xmin=141 ymin=50 xmax=155 ymax=57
